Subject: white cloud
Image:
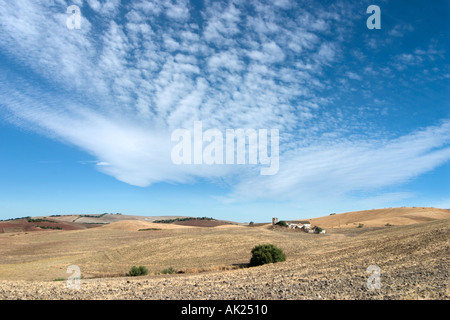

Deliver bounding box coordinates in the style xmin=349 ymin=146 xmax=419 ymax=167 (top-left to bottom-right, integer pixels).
xmin=247 ymin=41 xmax=285 ymax=63
xmin=87 ymin=0 xmax=101 ymax=11
xmin=207 ymin=51 xmax=244 ymax=72
xmin=389 ymin=24 xmax=414 ymax=37
xmin=0 ymin=0 xmax=449 ymax=206
xmin=346 ymin=71 xmax=362 ymax=81
xmin=226 ymin=120 xmax=450 ymax=201
xmin=86 ymin=0 xmax=121 ymax=17
xmin=317 ymin=42 xmax=336 ymax=64
xmin=165 ymin=0 xmax=190 ymax=20
xmin=96 ymin=161 xmax=110 ymax=166
xmin=202 ymin=1 xmax=241 ymax=44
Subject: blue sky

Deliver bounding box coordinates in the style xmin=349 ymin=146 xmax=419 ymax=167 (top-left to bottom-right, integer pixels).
xmin=0 ymin=0 xmax=449 ymax=222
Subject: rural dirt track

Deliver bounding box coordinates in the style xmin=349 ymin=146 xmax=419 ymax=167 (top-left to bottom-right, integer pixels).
xmin=0 ymin=218 xmax=448 ymax=300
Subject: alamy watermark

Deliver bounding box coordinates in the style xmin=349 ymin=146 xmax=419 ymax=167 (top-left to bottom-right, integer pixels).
xmin=366 ymin=5 xmax=381 ymax=30
xmin=66 ymin=265 xmax=81 ymax=289
xmin=366 ymin=265 xmax=381 ymax=290
xmin=64 ymin=4 xmax=380 ymax=31
xmin=66 ymin=5 xmax=81 ymax=30
xmin=171 ymin=121 xmax=279 ymax=175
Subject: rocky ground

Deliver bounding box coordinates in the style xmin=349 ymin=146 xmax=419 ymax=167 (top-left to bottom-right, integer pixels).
xmin=0 ymin=258 xmax=447 ymax=300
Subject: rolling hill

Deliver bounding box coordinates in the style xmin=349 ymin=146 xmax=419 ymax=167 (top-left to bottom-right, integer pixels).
xmin=305 ymin=207 xmax=450 ymax=229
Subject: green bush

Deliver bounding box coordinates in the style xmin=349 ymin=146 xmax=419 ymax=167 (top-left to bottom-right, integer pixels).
xmin=249 ymin=244 xmax=286 ymax=267
xmin=127 ymin=265 xmax=148 ymax=276
xmin=314 ymin=226 xmax=323 ymax=233
xmin=358 ymin=223 xmax=364 ymax=228
xmin=53 ymin=278 xmax=65 ymax=281
xmin=35 ymin=225 xmax=62 ymax=230
xmin=28 ymin=218 xmax=56 ymax=223
xmin=162 ymin=267 xmax=176 ymax=274
xmin=153 ymin=217 xmax=215 ymax=224
xmin=276 ymin=221 xmax=287 ymax=227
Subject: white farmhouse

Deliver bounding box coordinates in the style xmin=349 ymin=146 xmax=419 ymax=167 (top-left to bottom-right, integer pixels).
xmin=287 ymin=220 xmax=311 ymax=230
xmin=298 ymin=221 xmax=311 ymax=229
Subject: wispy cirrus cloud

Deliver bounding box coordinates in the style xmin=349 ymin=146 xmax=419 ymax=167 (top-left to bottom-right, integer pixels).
xmin=228 ymin=119 xmax=450 ymax=200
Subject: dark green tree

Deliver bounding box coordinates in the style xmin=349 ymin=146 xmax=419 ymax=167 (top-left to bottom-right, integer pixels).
xmin=127 ymin=265 xmax=148 ymax=276
xmin=249 ymin=244 xmax=286 ymax=267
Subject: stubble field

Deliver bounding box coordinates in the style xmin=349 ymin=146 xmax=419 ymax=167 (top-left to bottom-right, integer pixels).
xmin=0 ymin=208 xmax=448 ymax=300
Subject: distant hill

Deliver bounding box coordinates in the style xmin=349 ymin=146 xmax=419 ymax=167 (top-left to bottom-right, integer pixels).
xmin=91 ymin=216 xmax=239 ymax=230
xmin=99 ymin=220 xmax=190 ymax=231
xmin=0 ymin=217 xmax=97 ymax=233
xmin=0 ymin=213 xmax=236 ymax=233
xmin=306 ymin=207 xmax=450 ymax=229
xmin=48 ymin=214 xmax=190 ymax=224
xmin=3 ymin=207 xmax=449 ymax=234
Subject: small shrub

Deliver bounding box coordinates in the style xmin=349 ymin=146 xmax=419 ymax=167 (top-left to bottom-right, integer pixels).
xmin=314 ymin=226 xmax=323 ymax=233
xmin=35 ymin=225 xmax=62 ymax=230
xmin=28 ymin=218 xmax=57 ymax=223
xmin=127 ymin=265 xmax=148 ymax=276
xmin=358 ymin=223 xmax=364 ymax=228
xmin=162 ymin=267 xmax=176 ymax=274
xmin=276 ymin=221 xmax=287 ymax=227
xmin=249 ymin=244 xmax=286 ymax=267
xmin=153 ymin=217 xmax=215 ymax=224
xmin=385 ymin=223 xmax=392 ymax=227
xmin=53 ymin=278 xmax=65 ymax=281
